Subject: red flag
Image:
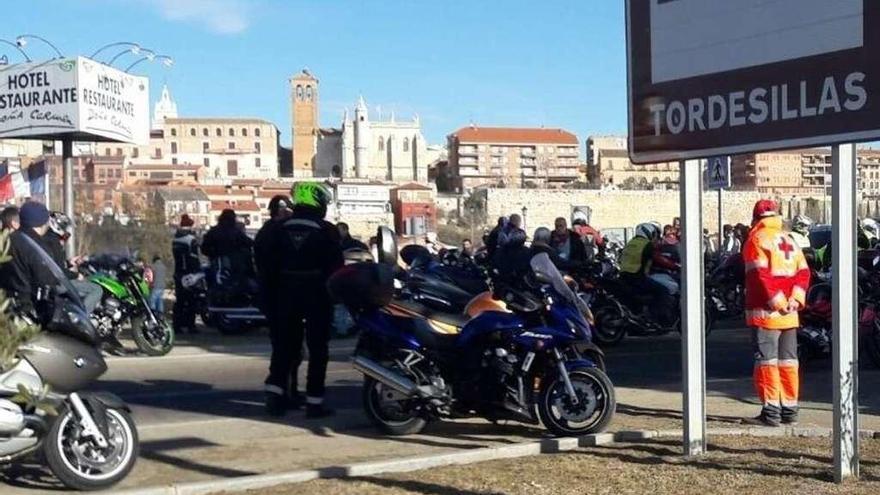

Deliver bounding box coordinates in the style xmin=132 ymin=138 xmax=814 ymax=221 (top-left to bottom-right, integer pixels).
xmin=0 ymin=174 xmax=13 ymax=203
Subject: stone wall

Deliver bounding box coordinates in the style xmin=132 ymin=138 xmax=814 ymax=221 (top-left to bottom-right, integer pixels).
xmin=476 ymin=188 xmax=833 ymax=233
xmin=341 ymin=213 xmax=396 ymax=243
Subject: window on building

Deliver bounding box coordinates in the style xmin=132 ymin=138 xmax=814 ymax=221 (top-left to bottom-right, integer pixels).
xmin=255 ymin=157 xmax=262 ymax=168
xmin=116 ymin=147 xmax=123 ymax=156
xmin=229 ymin=128 xmax=235 ymax=137
xmin=172 ymin=158 xmax=178 ymax=165
xmin=171 ymin=142 xmax=178 ymax=154
xmin=228 ymin=142 xmax=235 ymax=150
xmin=306 ymin=86 xmax=313 ymax=101
xmin=171 ymin=128 xmax=177 ymax=137
xmin=203 ymin=157 xmax=210 ymax=167
xmin=296 ymin=85 xmax=303 ymax=100
xmin=255 ymin=142 xmax=261 ymax=153
xmin=203 ymin=142 xmax=209 ymax=152
xmin=255 ymin=128 xmax=261 ymax=137
xmin=227 ymin=160 xmax=238 ymax=176
xmin=187 ymin=128 xmax=194 ymax=137
xmin=155 ymin=148 xmax=162 ymax=159
xmin=216 ymin=128 xmax=222 ymax=137
xmin=403 ymin=137 xmax=409 ymax=152
xmin=105 ymin=148 xmax=111 ymax=156
xmin=203 ymin=128 xmax=209 ymax=137
xmin=378 ymin=136 xmax=384 ymax=151
xmin=99 ymin=169 xmax=106 ymax=178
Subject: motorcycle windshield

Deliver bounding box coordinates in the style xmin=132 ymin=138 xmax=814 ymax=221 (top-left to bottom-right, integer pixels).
xmin=19 ymin=233 xmax=86 ymax=312
xmin=529 ymin=253 xmax=590 ymax=316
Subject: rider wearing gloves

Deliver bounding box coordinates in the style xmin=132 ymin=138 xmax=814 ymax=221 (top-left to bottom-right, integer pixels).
xmin=262 ymin=182 xmax=343 ymax=418
xmin=42 ymin=211 xmax=103 ymax=313
xmin=743 ymin=200 xmax=810 ymax=427
xmin=619 ymin=222 xmax=675 ymax=327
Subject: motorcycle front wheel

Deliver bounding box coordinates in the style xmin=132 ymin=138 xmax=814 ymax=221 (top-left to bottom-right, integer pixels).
xmin=591 ymin=302 xmax=628 ymax=346
xmin=362 ymin=376 xmax=427 ymax=436
xmin=131 ymin=315 xmax=175 ymax=356
xmin=44 ymin=405 xmax=139 ymax=491
xmin=537 ymin=366 xmax=615 ymax=437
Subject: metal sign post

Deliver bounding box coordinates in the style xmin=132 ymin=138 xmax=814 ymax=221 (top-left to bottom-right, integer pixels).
xmin=62 ymin=139 xmax=75 ymax=258
xmin=831 ymin=143 xmax=859 ymax=481
xmin=681 ymin=159 xmax=707 ymax=455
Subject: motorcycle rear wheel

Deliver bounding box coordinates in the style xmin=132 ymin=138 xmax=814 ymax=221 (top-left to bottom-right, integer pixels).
xmin=537 ymin=366 xmax=615 ymax=437
xmin=44 ymin=405 xmax=139 ymax=491
xmin=362 ymin=377 xmax=427 ymax=436
xmin=131 ymin=316 xmax=174 ymax=356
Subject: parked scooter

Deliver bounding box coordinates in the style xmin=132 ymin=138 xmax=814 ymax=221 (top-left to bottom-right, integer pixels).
xmin=82 ymin=254 xmax=174 ymax=356
xmin=182 ymin=264 xmax=265 ymax=335
xmin=2 ymin=235 xmax=139 ymax=490
xmin=331 ymin=228 xmax=615 ymax=437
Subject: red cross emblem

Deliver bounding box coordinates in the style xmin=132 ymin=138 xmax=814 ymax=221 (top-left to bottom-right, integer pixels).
xmin=778 ymin=237 xmax=795 ymax=260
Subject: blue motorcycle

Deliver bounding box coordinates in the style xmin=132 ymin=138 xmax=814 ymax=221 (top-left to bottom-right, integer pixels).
xmin=328 ymin=230 xmax=615 ymax=437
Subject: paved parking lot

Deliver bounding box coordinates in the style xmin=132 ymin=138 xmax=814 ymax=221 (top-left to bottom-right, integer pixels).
xmin=2 ymin=326 xmax=878 ymax=493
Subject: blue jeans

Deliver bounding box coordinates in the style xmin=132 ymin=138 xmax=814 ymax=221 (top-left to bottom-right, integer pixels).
xmin=149 ymin=290 xmax=165 ymax=314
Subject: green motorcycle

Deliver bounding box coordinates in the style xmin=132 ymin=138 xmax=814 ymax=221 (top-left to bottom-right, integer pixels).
xmin=84 ymin=255 xmax=174 ymax=356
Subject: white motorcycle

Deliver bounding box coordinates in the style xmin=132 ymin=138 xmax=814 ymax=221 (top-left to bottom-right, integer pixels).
xmin=0 ymin=235 xmax=138 ymax=490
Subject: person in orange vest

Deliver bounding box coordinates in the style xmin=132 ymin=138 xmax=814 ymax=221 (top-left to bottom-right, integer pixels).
xmin=742 ymin=199 xmax=810 ymax=426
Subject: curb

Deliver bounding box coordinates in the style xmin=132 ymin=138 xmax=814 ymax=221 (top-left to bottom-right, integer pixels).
xmin=116 ymin=427 xmax=878 ymax=495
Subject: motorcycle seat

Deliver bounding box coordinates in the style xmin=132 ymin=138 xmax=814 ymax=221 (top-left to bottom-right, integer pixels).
xmin=411 ymin=318 xmax=459 ymax=352
xmin=389 ymin=299 xmax=470 ymax=331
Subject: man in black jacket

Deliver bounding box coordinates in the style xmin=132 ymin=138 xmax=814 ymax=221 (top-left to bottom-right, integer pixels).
xmin=0 ymin=201 xmax=57 ymax=314
xmin=172 ymin=214 xmax=201 ymax=334
xmin=262 ymin=182 xmax=343 ymax=418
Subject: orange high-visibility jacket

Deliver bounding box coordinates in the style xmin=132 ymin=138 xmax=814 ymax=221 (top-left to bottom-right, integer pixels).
xmin=743 ymin=216 xmax=811 ymax=330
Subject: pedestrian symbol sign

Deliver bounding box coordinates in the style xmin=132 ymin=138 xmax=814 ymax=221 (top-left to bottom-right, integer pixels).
xmin=705 ymin=156 xmax=730 ymax=190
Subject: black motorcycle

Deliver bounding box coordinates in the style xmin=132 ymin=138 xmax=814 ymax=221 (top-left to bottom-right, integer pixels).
xmin=397 ymin=245 xmax=490 ymax=313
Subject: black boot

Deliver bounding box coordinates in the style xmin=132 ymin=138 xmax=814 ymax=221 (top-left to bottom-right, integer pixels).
xmin=265 ymin=393 xmax=287 ymax=417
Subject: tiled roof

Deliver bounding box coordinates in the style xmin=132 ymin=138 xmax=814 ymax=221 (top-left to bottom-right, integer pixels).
xmin=451 ymin=126 xmax=578 ymax=145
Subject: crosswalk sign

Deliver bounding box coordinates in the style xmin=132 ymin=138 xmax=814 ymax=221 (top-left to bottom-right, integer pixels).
xmin=705 ymin=156 xmax=730 ymax=190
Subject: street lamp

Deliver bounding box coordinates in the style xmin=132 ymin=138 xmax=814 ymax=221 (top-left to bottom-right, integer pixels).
xmin=521 ymin=206 xmax=528 ymax=232
xmin=0 ymin=38 xmax=31 ymax=62
xmin=125 ymin=54 xmax=173 ymax=73
xmin=89 ymin=41 xmax=141 ymax=61
xmin=108 ymin=47 xmax=151 ymax=67
xmin=15 ymin=34 xmax=64 ymax=59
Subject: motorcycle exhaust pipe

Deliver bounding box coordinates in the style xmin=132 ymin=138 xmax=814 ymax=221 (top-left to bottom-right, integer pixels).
xmin=352 ymin=355 xmax=417 ymax=396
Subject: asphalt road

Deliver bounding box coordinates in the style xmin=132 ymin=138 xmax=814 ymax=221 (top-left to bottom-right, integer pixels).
xmin=1 ymin=323 xmax=878 ymax=493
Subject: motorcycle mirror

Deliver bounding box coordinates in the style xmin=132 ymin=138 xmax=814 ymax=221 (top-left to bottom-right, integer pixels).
xmin=376 ymin=226 xmax=398 ymax=267
xmin=873 ymin=255 xmax=880 ymax=268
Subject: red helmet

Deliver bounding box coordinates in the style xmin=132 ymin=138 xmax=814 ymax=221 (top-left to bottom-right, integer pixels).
xmin=752 ymin=199 xmax=779 ymax=223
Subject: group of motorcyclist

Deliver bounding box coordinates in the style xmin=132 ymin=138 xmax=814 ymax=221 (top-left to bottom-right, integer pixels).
xmin=171 ymin=183 xmax=343 ymax=419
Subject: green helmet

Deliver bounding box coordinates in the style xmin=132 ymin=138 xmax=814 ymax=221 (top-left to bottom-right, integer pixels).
xmin=292 ymin=182 xmax=331 ymax=209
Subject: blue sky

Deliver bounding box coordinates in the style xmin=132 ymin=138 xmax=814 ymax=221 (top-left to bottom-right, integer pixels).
xmin=5 ymin=1 xmax=627 ymax=147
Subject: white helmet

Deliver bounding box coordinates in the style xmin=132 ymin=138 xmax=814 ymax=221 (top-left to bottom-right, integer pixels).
xmin=792 ymin=215 xmax=813 ymax=234
xmin=635 ymin=222 xmax=660 ymax=240
xmin=862 ymin=218 xmax=880 ymax=241
xmin=49 ymin=211 xmax=74 ymax=240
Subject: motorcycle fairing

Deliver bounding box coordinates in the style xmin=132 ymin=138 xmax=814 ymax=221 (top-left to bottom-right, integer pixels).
xmin=89 ymin=274 xmax=131 ymax=300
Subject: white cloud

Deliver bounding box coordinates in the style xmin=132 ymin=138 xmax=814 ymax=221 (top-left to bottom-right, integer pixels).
xmin=148 ymin=0 xmax=253 ymax=34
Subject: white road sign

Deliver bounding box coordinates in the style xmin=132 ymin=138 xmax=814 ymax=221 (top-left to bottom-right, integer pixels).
xmin=651 ymin=0 xmax=863 ymax=84
xmin=0 ymin=57 xmax=149 ymax=145
xmin=627 ymin=0 xmax=879 ymax=163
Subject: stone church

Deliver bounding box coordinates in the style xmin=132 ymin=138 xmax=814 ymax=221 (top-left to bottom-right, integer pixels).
xmin=290 ymin=69 xmax=428 ymax=182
